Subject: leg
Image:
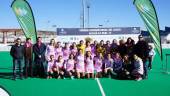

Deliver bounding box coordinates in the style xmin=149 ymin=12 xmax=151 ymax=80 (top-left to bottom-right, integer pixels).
xmin=29 ymin=59 xmax=33 ymax=77
xmin=143 ymin=62 xmax=148 ymax=79
xmin=87 ymin=73 xmax=90 ymax=79
xmin=24 ymin=59 xmax=29 ymax=78
xmin=18 ymin=59 xmax=24 ymax=79
xmin=12 ymin=59 xmax=17 ymax=80
xmin=91 ymin=73 xmax=94 ymax=78
xmin=77 ymin=72 xmax=80 ymax=79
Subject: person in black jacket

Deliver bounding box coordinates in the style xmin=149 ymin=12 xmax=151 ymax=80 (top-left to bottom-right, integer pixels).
xmin=10 ymin=38 xmax=24 ymax=80
xmin=117 ymin=39 xmax=127 ymax=57
xmin=33 ymin=37 xmax=46 ymax=78
xmin=133 ymin=35 xmax=149 ymax=79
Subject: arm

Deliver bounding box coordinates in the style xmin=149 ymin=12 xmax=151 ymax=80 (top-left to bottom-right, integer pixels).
xmin=33 ymin=44 xmax=40 ymax=56
xmin=10 ymin=45 xmax=14 ymax=58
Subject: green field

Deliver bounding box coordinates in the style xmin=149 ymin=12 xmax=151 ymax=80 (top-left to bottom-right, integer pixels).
xmin=0 ymin=49 xmax=170 ymax=96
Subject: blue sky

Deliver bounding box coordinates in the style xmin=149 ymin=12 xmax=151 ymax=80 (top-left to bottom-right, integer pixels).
xmin=0 ymin=0 xmax=169 ymax=31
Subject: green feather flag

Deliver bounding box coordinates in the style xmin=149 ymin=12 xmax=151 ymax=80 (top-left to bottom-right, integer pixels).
xmin=11 ymin=0 xmax=37 ymax=44
xmin=134 ymin=0 xmax=163 ymax=60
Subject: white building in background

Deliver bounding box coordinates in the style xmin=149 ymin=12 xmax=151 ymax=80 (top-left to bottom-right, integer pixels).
xmin=56 ymin=27 xmax=141 ymax=44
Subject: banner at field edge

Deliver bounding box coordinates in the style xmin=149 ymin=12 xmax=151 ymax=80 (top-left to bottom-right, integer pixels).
xmin=134 ymin=0 xmax=163 ymax=60
xmin=11 ymin=0 xmax=37 ymax=44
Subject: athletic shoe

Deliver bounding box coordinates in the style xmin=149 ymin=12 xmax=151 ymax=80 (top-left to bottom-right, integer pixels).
xmin=135 ymin=77 xmax=142 ymax=81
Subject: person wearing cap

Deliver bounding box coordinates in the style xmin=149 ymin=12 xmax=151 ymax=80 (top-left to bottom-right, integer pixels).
xmin=133 ymin=35 xmax=149 ymax=79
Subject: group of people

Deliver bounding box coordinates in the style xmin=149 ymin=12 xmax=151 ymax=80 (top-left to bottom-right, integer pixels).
xmin=10 ymin=35 xmax=155 ymax=81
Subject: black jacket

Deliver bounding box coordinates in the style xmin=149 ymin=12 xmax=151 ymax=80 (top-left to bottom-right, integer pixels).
xmin=10 ymin=44 xmax=24 ymax=59
xmin=33 ymin=43 xmax=46 ymax=62
xmin=133 ymin=40 xmax=149 ymax=60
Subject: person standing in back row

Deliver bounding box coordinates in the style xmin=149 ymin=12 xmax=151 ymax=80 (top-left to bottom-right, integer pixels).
xmin=10 ymin=38 xmax=24 ymax=80
xmin=33 ymin=37 xmax=46 ymax=78
xmin=24 ymin=38 xmax=33 ymax=78
xmin=133 ymin=35 xmax=149 ymax=79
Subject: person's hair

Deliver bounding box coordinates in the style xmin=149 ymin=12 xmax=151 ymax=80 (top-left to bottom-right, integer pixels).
xmin=78 ymin=49 xmax=83 ymax=55
xmin=85 ymin=51 xmax=92 ymax=60
xmin=50 ymin=55 xmax=54 ymax=59
xmin=138 ymin=35 xmax=143 ymax=38
xmin=86 ymin=41 xmax=90 ymax=45
xmin=69 ymin=53 xmax=75 ymax=59
xmin=50 ymin=39 xmax=55 ymax=45
xmin=16 ymin=38 xmax=21 ymax=41
xmin=98 ymin=52 xmax=104 ymax=59
xmin=26 ymin=38 xmax=31 ymax=41
xmin=57 ymin=55 xmax=63 ymax=62
xmin=63 ymin=42 xmax=69 ymax=49
xmin=37 ymin=37 xmax=42 ymax=40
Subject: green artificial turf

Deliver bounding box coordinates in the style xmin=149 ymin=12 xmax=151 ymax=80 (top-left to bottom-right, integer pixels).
xmin=0 ymin=49 xmax=170 ymax=96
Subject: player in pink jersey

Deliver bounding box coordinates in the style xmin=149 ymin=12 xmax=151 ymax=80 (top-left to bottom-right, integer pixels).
xmin=94 ymin=52 xmax=103 ymax=78
xmin=53 ymin=55 xmax=65 ymax=79
xmin=75 ymin=49 xmax=85 ymax=79
xmin=62 ymin=43 xmax=70 ymax=61
xmin=47 ymin=55 xmax=55 ymax=79
xmin=55 ymin=42 xmax=63 ymax=60
xmin=85 ymin=51 xmax=94 ymax=79
xmin=45 ymin=39 xmax=56 ymax=61
xmin=104 ymin=53 xmax=114 ymax=78
xmin=91 ymin=40 xmax=98 ymax=57
xmin=65 ymin=53 xmax=75 ymax=79
xmin=70 ymin=42 xmax=78 ymax=56
xmin=85 ymin=41 xmax=92 ymax=52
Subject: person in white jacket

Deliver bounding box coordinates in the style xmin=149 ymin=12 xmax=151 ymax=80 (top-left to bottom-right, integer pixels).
xmin=148 ymin=45 xmax=155 ymax=70
xmin=132 ymin=54 xmax=144 ymax=81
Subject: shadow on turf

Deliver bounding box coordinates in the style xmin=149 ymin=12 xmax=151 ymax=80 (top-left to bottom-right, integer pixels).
xmin=0 ymin=72 xmax=13 ymax=80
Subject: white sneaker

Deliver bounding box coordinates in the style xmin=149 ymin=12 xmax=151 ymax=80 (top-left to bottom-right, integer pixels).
xmin=135 ymin=77 xmax=142 ymax=81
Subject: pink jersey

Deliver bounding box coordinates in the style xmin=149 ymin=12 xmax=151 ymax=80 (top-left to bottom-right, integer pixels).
xmin=62 ymin=48 xmax=70 ymax=61
xmin=46 ymin=45 xmax=55 ymax=61
xmin=94 ymin=57 xmax=103 ymax=72
xmin=55 ymin=47 xmax=63 ymax=59
xmin=71 ymin=48 xmax=78 ymax=56
xmin=54 ymin=60 xmax=64 ymax=69
xmin=66 ymin=59 xmax=75 ymax=71
xmin=76 ymin=55 xmax=85 ymax=72
xmin=47 ymin=60 xmax=55 ymax=72
xmin=85 ymin=46 xmax=92 ymax=52
xmin=85 ymin=57 xmax=94 ymax=73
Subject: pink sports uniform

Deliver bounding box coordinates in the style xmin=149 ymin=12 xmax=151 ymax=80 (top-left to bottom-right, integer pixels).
xmin=46 ymin=45 xmax=55 ymax=61
xmin=65 ymin=59 xmax=75 ymax=71
xmin=94 ymin=57 xmax=103 ymax=72
xmin=55 ymin=47 xmax=63 ymax=59
xmin=85 ymin=46 xmax=91 ymax=52
xmin=47 ymin=60 xmax=55 ymax=72
xmin=85 ymin=57 xmax=94 ymax=73
xmin=76 ymin=55 xmax=85 ymax=73
xmin=62 ymin=48 xmax=70 ymax=61
xmin=54 ymin=60 xmax=64 ymax=69
xmin=71 ymin=48 xmax=77 ymax=56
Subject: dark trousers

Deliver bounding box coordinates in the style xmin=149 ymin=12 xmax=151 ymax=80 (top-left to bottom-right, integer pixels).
xmin=148 ymin=56 xmax=153 ymax=69
xmin=34 ymin=61 xmax=47 ymax=78
xmin=24 ymin=58 xmax=33 ymax=77
xmin=13 ymin=59 xmax=24 ymax=79
xmin=143 ymin=60 xmax=148 ymax=79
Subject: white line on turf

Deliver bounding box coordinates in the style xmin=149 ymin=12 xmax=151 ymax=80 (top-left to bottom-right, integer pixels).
xmin=96 ymin=78 xmax=106 ymax=96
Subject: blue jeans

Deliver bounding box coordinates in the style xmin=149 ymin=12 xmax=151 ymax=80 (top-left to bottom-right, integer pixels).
xmin=13 ymin=59 xmax=24 ymax=78
xmin=143 ymin=60 xmax=149 ymax=79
